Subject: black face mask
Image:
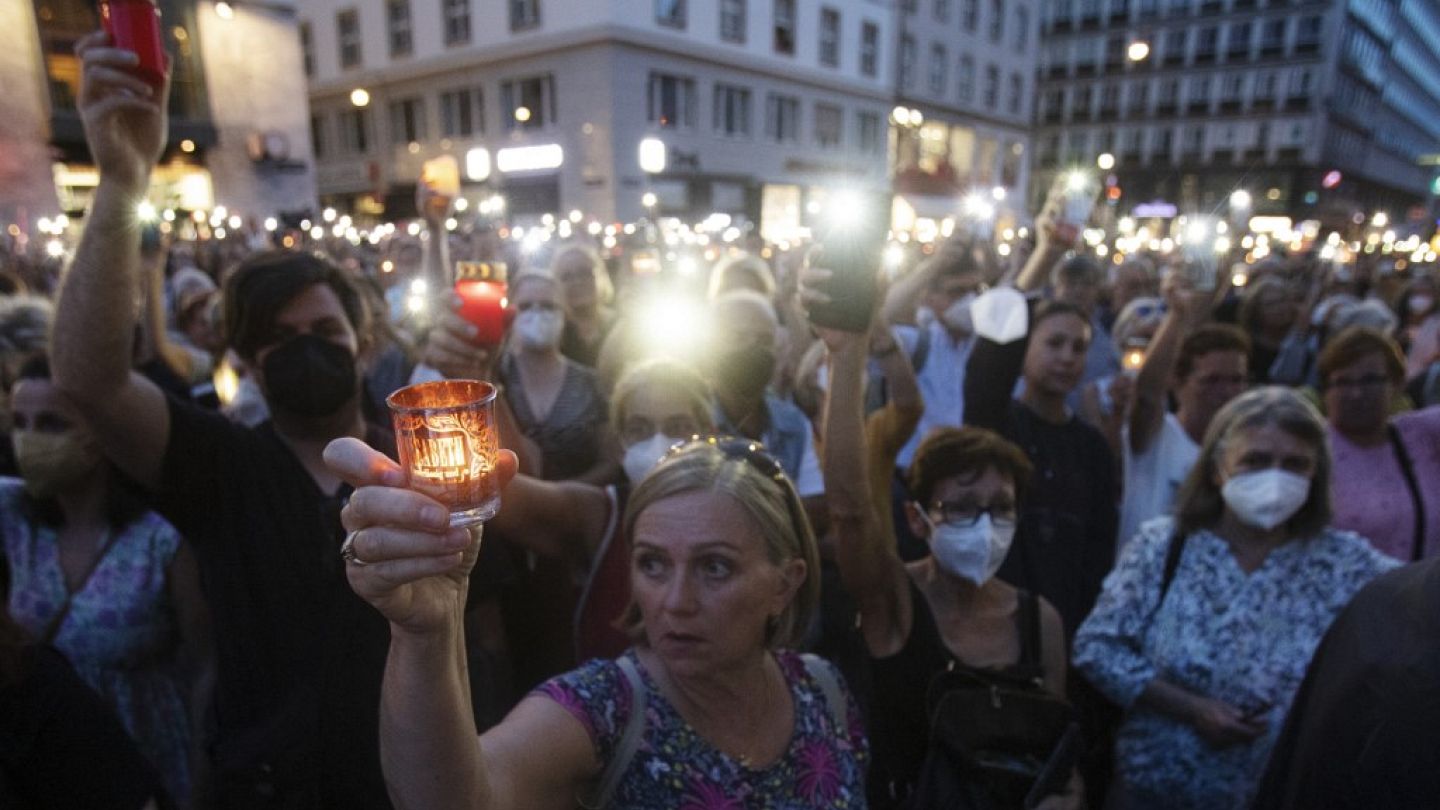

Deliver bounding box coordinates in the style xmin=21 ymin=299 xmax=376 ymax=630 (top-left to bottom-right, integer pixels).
xmin=714 ymin=345 xmax=777 ymax=399
xmin=260 ymin=334 xmax=358 ymax=419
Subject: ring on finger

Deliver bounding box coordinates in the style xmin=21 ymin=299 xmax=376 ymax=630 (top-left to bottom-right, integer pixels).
xmin=340 ymin=530 xmax=370 ymax=566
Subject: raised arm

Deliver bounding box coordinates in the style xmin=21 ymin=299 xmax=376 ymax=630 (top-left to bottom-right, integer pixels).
xmin=326 ymin=439 xmax=597 ymax=810
xmin=1013 ymin=179 xmax=1073 ymax=294
xmin=51 ymin=32 xmax=173 ymax=491
xmin=1129 ymin=278 xmax=1208 ymax=455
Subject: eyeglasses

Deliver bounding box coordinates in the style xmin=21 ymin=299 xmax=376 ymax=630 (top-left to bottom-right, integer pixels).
xmin=928 ymin=501 xmax=1018 ymax=529
xmin=1326 ymin=373 xmax=1391 ymax=391
xmin=664 ymin=435 xmax=789 ymax=483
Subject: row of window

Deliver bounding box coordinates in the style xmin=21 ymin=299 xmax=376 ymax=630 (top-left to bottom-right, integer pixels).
xmin=1043 ymin=0 xmax=1316 ymax=26
xmin=907 ymin=0 xmax=1031 ymax=48
xmin=1041 ymin=67 xmax=1313 ymax=117
xmin=303 ymin=1 xmax=883 ymax=77
xmin=645 ymin=73 xmax=886 ymax=152
xmin=1039 ymin=119 xmax=1308 ymax=161
xmin=1041 ymin=14 xmax=1322 ymax=73
xmin=311 ymin=75 xmax=555 ymax=158
xmin=901 ymin=45 xmax=1030 ymax=117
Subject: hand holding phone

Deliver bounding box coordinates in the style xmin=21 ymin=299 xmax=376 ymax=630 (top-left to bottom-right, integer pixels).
xmin=100 ymin=0 xmax=168 ymax=89
xmin=806 ymin=193 xmax=889 ymax=333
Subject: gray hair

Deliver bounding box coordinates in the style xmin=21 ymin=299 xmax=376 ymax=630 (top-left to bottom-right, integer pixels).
xmin=0 ymin=295 xmax=52 ymax=356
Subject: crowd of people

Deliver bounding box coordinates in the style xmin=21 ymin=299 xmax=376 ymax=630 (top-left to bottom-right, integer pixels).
xmin=3 ymin=28 xmax=1440 ymax=810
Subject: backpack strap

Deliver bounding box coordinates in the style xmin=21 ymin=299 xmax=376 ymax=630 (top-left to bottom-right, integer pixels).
xmin=1158 ymin=527 xmax=1186 ymax=605
xmin=1387 ymin=423 xmax=1428 ymax=562
xmin=579 ymin=655 xmax=648 ymax=810
xmin=801 ymin=654 xmax=850 ymax=737
xmin=910 ymin=322 xmax=933 ymax=376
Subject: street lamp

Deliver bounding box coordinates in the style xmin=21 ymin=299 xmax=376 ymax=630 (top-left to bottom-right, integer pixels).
xmin=642 ymin=192 xmax=658 ymax=209
xmin=1127 ymin=41 xmax=1150 ymax=61
xmin=1097 ymin=153 xmax=1116 ymax=171
xmin=639 ymin=137 xmax=667 ymax=174
xmin=349 ymin=88 xmax=370 ymax=108
xmin=1229 ymin=189 xmax=1252 ymax=210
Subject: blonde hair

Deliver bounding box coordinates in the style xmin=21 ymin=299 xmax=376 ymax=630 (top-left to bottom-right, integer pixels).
xmin=551 ymin=244 xmax=613 ymax=306
xmin=621 ymin=439 xmax=820 ymax=649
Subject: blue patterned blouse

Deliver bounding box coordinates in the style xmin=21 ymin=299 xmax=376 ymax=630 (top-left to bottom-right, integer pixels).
xmin=1074 ymin=517 xmax=1398 ymax=809
xmin=535 ymin=649 xmax=869 ymax=809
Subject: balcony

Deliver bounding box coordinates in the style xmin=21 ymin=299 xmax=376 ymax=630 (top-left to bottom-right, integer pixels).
xmin=1294 ymin=40 xmax=1321 ymax=55
xmin=1193 ymin=49 xmax=1217 ymax=64
xmin=1219 ymin=98 xmax=1243 ymax=112
xmin=1227 ymin=46 xmax=1251 ymax=61
xmin=1199 ymin=0 xmax=1224 ymax=14
xmin=1163 ymin=52 xmax=1186 ymax=67
xmin=1156 ymin=101 xmax=1179 ymax=115
xmin=1259 ymin=43 xmax=1284 ymax=58
xmin=1076 ymin=62 xmax=1098 ymax=77
xmin=1252 ymin=97 xmax=1275 ymax=111
xmin=1188 ymin=99 xmax=1212 ymax=114
xmin=1283 ymin=96 xmax=1311 ymax=111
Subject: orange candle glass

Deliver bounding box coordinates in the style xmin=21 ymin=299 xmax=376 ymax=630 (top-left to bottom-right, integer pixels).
xmin=387 ymin=380 xmax=501 ymax=527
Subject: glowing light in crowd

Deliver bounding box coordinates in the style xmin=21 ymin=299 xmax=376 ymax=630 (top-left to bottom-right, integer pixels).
xmin=213 ymin=360 xmax=239 ymax=405
xmin=884 ymin=243 xmax=906 ymax=269
xmin=137 ymin=201 xmax=157 ymax=222
xmin=214 ymin=1 xmax=234 ymax=19
xmin=228 ymin=215 xmax=242 ymax=230
xmin=1372 ymin=212 xmax=1388 ymax=228
xmin=46 ymin=240 xmax=65 ymax=258
xmin=453 ymin=197 xmax=469 ymax=212
xmin=1066 ymin=171 xmax=1088 ymax=192
xmin=162 ymin=209 xmax=176 ymax=222
xmin=642 ymin=192 xmax=658 ymax=209
xmin=180 ymin=139 xmax=196 ymax=153
xmin=445 ymin=218 xmax=458 ymax=231
xmin=264 ymin=217 xmax=277 ymax=231
xmin=1229 ymin=189 xmax=1251 ymax=209
xmin=323 ymin=208 xmax=337 ymax=223
xmin=465 ymin=148 xmax=491 ymax=182
xmin=991 ymin=186 xmax=1007 ymax=201
xmin=1096 ymin=153 xmax=1115 ymax=171
xmin=514 ymin=106 xmax=532 ymax=123
xmin=569 ymin=210 xmax=583 ymax=223
xmin=1214 ymin=236 xmax=1231 ymax=254
xmin=350 ymin=88 xmax=370 ymax=108
xmin=963 ymin=193 xmax=995 ymax=221
xmin=214 ymin=228 xmax=227 ymax=239
xmin=496 ymin=144 xmax=564 ymax=173
xmin=639 ymin=138 xmax=667 ymax=173
xmin=310 ymin=226 xmax=324 ymax=240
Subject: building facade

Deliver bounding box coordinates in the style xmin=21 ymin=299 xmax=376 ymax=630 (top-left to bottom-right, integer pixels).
xmin=3 ymin=0 xmax=316 ymax=226
xmin=1033 ymin=0 xmax=1440 ymax=225
xmin=299 ymin=0 xmax=909 ymax=226
xmin=892 ymin=0 xmax=1042 ymax=223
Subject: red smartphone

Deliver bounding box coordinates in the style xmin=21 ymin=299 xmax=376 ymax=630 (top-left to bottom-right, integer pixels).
xmin=100 ymin=0 xmax=168 ymax=89
xmin=454 ymin=262 xmax=511 ymax=346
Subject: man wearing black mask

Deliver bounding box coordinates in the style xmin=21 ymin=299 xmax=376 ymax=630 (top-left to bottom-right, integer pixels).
xmin=708 ymin=290 xmax=825 ymax=501
xmin=50 ymin=34 xmax=397 ymax=809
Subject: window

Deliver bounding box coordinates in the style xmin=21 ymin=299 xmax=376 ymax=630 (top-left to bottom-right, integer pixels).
xmin=861 ymin=22 xmax=880 ymax=76
xmin=774 ymin=0 xmax=796 ymax=54
xmin=1153 ymin=127 xmax=1172 ymax=156
xmin=1165 ymin=0 xmax=1188 ymax=16
xmin=1066 ymin=131 xmax=1088 ymax=161
xmin=820 ymin=8 xmax=841 ymax=67
xmin=1289 ymin=68 xmax=1311 ymax=96
xmin=1187 ymin=75 xmax=1210 ymax=105
xmin=1009 ymin=73 xmax=1024 ymax=114
xmin=935 ymin=0 xmax=951 ymax=22
xmin=389 ymin=97 xmax=426 ymax=144
xmin=387 ymin=0 xmax=412 ymax=57
xmin=1163 ymin=28 xmax=1186 ymax=63
xmin=1100 ymin=81 xmax=1120 ymax=110
xmin=900 ymin=35 xmax=916 ymax=86
xmin=858 ymin=111 xmax=883 ymax=152
xmin=1138 ymin=0 xmax=1158 ymax=17
xmin=1296 ymin=15 xmax=1322 ymax=48
xmin=1128 ymin=81 xmax=1149 ymax=111
xmin=299 ymin=22 xmax=314 ymax=76
xmin=957 ymin=56 xmax=975 ymax=101
xmin=1254 ymin=71 xmax=1276 ymax=100
xmin=929 ymin=44 xmax=948 ymax=94
xmin=962 ymin=0 xmax=979 ymax=31
xmin=443 ymin=0 xmax=471 ymax=46
xmin=338 ymin=108 xmax=370 ymax=152
xmin=1014 ymin=5 xmax=1029 ymax=50
xmin=1124 ymin=127 xmax=1144 ymax=153
xmin=989 ymin=0 xmax=1004 ymax=41
xmin=501 ymin=75 xmax=555 ymax=130
xmin=310 ymin=113 xmax=326 ymax=158
xmin=1226 ymin=21 xmax=1250 ymax=58
xmin=510 ymin=0 xmax=540 ymax=31
xmin=1073 ymin=83 xmax=1093 ymax=115
xmin=1195 ymin=26 xmax=1218 ymax=59
xmin=814 ymin=103 xmax=842 ymax=147
xmin=713 ymin=84 xmax=752 ymax=135
xmin=765 ymin=93 xmax=801 ymax=141
xmin=337 ymin=9 xmax=361 ymax=69
xmin=647 ymin=73 xmax=696 ymax=129
xmin=655 ymin=0 xmax=685 ymax=28
xmin=983 ymin=64 xmax=999 ymax=108
xmin=1221 ymin=72 xmax=1243 ymax=101
xmin=1261 ymin=18 xmax=1285 ymax=52
xmin=720 ymin=0 xmax=746 ymax=42
xmin=1182 ymin=126 xmax=1203 ymax=154
xmin=1158 ymin=77 xmax=1179 ymax=104
xmin=439 ymin=88 xmax=482 ymax=137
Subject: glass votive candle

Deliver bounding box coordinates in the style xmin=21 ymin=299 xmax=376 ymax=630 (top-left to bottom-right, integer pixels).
xmin=387 ymin=379 xmax=501 ymax=527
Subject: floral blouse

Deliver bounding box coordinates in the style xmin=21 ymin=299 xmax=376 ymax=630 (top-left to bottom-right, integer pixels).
xmin=1074 ymin=517 xmax=1398 ymax=810
xmin=535 ymin=649 xmax=869 ymax=809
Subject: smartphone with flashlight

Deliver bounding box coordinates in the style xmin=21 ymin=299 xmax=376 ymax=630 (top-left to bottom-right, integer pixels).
xmin=1053 ymin=171 xmax=1095 ymax=246
xmin=808 ymin=192 xmax=890 ymax=333
xmin=1121 ymin=338 xmax=1148 ymax=375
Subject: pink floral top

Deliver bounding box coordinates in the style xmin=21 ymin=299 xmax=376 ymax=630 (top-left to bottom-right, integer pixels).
xmin=535 ymin=649 xmax=868 ymax=809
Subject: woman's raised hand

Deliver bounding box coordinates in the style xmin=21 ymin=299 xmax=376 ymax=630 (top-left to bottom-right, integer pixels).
xmin=324 ymin=437 xmax=518 ymax=635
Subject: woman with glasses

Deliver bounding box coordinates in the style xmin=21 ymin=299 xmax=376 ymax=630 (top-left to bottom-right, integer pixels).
xmin=814 ymin=314 xmax=1075 ymax=809
xmin=1074 ymin=387 xmax=1397 ymax=810
xmin=1319 ymin=327 xmax=1440 ymax=561
xmin=323 ymin=432 xmax=867 ymax=809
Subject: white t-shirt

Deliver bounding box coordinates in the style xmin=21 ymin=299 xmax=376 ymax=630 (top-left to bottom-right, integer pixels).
xmin=894 ymin=319 xmax=975 ymax=469
xmin=1118 ymin=412 xmax=1199 ymax=554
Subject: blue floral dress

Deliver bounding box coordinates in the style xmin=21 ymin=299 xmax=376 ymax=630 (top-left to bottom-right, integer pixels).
xmin=0 ymin=479 xmax=192 ymax=806
xmin=1074 ymin=517 xmax=1398 ymax=809
xmin=535 ymin=649 xmax=869 ymax=808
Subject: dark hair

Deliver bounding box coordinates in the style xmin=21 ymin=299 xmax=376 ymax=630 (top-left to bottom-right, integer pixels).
xmin=908 ymin=426 xmax=1034 ymax=507
xmin=13 ymin=355 xmax=149 ymax=532
xmin=1317 ymin=326 xmax=1405 ymax=388
xmin=222 ymin=251 xmax=365 ymax=360
xmin=925 ymin=240 xmax=984 ymax=292
xmin=1050 ymin=255 xmax=1104 ymax=288
xmin=1175 ymin=324 xmax=1251 ymax=382
xmin=1174 ymin=386 xmax=1331 ymax=539
xmin=1030 ymin=299 xmax=1091 ymax=333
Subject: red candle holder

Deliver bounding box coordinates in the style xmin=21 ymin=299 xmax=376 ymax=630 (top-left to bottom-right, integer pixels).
xmin=387 ymin=380 xmax=501 ymax=526
xmin=455 ymin=262 xmax=511 ymax=345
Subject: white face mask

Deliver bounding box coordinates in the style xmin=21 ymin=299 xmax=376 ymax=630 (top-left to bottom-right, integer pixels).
xmin=623 ymin=432 xmax=677 ymax=483
xmin=941 ymin=293 xmax=977 ymax=333
xmin=514 ymin=308 xmax=564 ymax=349
xmin=1220 ymin=469 xmax=1311 ymax=530
xmin=919 ymin=510 xmax=1015 ymax=585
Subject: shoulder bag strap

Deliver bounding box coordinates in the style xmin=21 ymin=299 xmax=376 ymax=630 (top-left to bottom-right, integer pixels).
xmin=41 ymin=529 xmax=121 ymax=644
xmin=1387 ymin=424 xmax=1427 ymax=562
xmin=1017 ymin=589 xmax=1042 ymax=669
xmin=579 ymin=655 xmax=648 ymax=810
xmin=801 ymin=654 xmax=850 ymax=737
